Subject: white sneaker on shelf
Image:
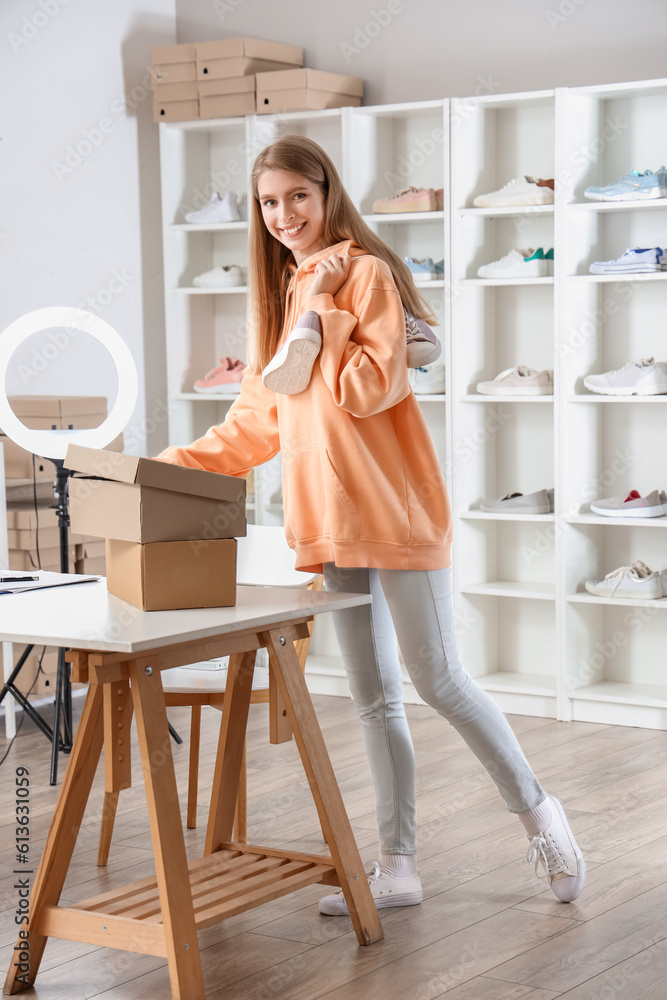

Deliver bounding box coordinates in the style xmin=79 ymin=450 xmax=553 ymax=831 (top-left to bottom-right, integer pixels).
xmin=477 ymin=248 xmax=547 ymax=279
xmin=590 ymin=489 xmax=664 ymax=518
xmin=185 ymin=191 xmax=241 ymax=224
xmin=585 ymin=560 xmax=663 ymax=599
xmin=318 ymin=861 xmax=423 ymax=916
xmin=476 ymin=366 xmax=553 ymax=395
xmin=192 ymin=264 xmax=246 ymax=288
xmin=480 ymin=489 xmax=553 ymax=514
xmin=589 ymin=247 xmax=663 ymax=274
xmin=583 ymin=357 xmax=667 ymax=395
xmin=410 ymin=363 xmax=446 ymax=395
xmin=238 ymin=192 xmax=248 ymax=220
xmin=526 ymin=796 xmax=585 ymax=902
xmin=473 ymin=176 xmax=554 ymax=208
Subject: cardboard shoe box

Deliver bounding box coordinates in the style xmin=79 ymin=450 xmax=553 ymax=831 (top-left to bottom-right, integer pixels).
xmin=150 ymin=42 xmax=197 ymax=83
xmin=106 ymin=538 xmax=237 ymax=611
xmin=65 ymin=444 xmax=246 ymax=543
xmin=153 ymin=81 xmax=199 ymax=122
xmin=196 ymin=37 xmax=302 ymax=81
xmin=199 ymin=75 xmax=256 ymax=119
xmin=256 ymin=68 xmax=363 ymax=113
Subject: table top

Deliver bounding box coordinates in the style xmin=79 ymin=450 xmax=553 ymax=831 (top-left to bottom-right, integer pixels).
xmin=0 ymin=580 xmax=371 ymax=654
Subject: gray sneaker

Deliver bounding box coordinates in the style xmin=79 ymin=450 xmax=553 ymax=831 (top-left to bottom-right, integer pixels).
xmin=481 ymin=488 xmax=553 ymax=515
xmin=590 ymin=489 xmax=664 ymax=518
xmin=585 ymin=560 xmax=663 ymax=600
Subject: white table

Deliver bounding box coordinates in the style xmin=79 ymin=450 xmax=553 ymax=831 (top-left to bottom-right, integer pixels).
xmin=1 ymin=581 xmax=382 ymax=999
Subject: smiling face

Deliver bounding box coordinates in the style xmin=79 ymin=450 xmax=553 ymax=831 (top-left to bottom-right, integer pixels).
xmin=257 ymin=169 xmax=327 ymax=265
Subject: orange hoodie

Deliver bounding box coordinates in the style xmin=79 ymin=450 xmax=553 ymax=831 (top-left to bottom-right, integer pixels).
xmin=159 ymin=239 xmax=453 ymax=573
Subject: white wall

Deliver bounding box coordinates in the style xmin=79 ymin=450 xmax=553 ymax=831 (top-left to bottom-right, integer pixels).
xmin=0 ymin=0 xmax=176 ymax=456
xmin=176 ymin=0 xmax=667 ymax=103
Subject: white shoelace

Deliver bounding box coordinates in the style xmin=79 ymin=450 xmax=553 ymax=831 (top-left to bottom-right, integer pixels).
xmin=527 ymin=832 xmax=571 ymax=880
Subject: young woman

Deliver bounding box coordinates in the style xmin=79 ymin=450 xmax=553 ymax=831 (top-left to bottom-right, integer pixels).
xmin=159 ymin=135 xmax=585 ymax=915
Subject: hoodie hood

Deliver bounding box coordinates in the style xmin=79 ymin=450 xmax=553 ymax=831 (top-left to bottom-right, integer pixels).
xmin=293 ymin=239 xmax=368 ymax=274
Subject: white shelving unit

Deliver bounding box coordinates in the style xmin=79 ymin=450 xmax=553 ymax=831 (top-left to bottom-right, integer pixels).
xmin=158 ymin=79 xmax=667 ymax=726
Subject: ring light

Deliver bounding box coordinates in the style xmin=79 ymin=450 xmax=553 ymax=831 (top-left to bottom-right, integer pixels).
xmin=0 ymin=307 xmax=138 ymax=460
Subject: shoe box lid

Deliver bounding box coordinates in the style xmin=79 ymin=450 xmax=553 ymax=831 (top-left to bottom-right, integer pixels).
xmin=65 ymin=444 xmax=246 ymax=544
xmin=150 ymin=43 xmax=197 ymax=85
xmin=198 ymin=74 xmax=256 ymax=98
xmin=256 ymin=68 xmax=363 ymax=114
xmin=195 ymin=38 xmax=303 ymax=81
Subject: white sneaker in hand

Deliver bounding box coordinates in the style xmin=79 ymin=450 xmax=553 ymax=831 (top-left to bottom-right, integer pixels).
xmin=318 ymin=860 xmax=423 ymax=915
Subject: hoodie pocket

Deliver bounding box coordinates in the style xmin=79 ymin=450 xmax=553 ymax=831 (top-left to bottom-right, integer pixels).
xmin=283 ymin=446 xmax=359 ymax=543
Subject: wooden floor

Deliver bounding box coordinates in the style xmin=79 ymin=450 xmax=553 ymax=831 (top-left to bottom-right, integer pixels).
xmin=1 ymin=693 xmax=667 ymax=999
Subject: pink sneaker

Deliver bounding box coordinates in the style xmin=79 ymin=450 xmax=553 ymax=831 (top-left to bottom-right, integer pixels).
xmin=405 ymin=310 xmax=442 ymax=367
xmin=373 ymin=187 xmax=436 ymax=214
xmin=193 ymin=357 xmax=245 ymax=394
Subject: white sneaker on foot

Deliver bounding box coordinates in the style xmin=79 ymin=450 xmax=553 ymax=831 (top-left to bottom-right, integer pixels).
xmin=526 ymin=796 xmax=585 ymax=902
xmin=262 ymin=311 xmax=322 ymax=395
xmin=585 ymin=559 xmax=663 ymax=599
xmin=318 ymin=861 xmax=423 ymax=916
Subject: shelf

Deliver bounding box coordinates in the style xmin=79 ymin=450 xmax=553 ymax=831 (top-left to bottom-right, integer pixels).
xmin=460 ymin=511 xmax=555 ymax=523
xmin=569 ymin=272 xmax=667 ymax=284
xmin=459 ymin=277 xmax=553 ymax=286
xmin=175 ymin=393 xmax=242 ymax=402
xmin=169 ymin=223 xmax=249 ymax=232
xmin=354 ymin=100 xmax=446 ymax=117
xmin=567 ymin=200 xmax=667 ymax=213
xmin=414 ymin=279 xmax=445 ymax=289
xmin=172 ymin=286 xmax=248 ymax=295
xmin=460 ymin=581 xmax=555 ymax=600
xmin=571 ymin=681 xmax=667 ymax=708
xmin=478 ymin=671 xmax=557 ymax=697
xmin=458 ymin=205 xmax=554 ymax=217
xmin=567 ymin=514 xmax=667 ymax=527
xmin=567 ymin=394 xmax=667 ymax=403
xmin=568 ymin=593 xmax=667 ymax=609
xmin=460 ymin=394 xmax=553 ymax=402
xmin=361 ymin=212 xmax=444 ymax=224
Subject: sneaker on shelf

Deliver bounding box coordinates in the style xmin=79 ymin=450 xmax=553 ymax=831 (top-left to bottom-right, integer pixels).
xmin=660 ymin=568 xmax=667 ymax=597
xmin=583 ymin=357 xmax=667 ymax=395
xmin=524 ymin=247 xmax=554 ymax=275
xmin=192 ymin=264 xmax=246 ymax=288
xmin=193 ymin=356 xmax=245 ymax=394
xmin=526 ymin=796 xmax=585 ymax=902
xmin=477 ymin=248 xmax=547 ymax=279
xmin=590 ymin=489 xmax=664 ymax=518
xmin=262 ymin=310 xmax=322 ymax=395
xmin=476 ymin=366 xmax=553 ymax=395
xmin=318 ymin=860 xmax=423 ymax=916
xmin=434 ymin=258 xmax=444 ymax=277
xmin=584 ymin=167 xmax=667 ymax=202
xmin=480 ymin=489 xmax=553 ymax=514
xmin=589 ymin=247 xmax=663 ymax=274
xmin=662 ymin=250 xmax=667 ymax=271
xmin=185 ymin=191 xmax=241 ymax=224
xmin=435 ymin=187 xmax=444 ymax=211
xmin=373 ymin=187 xmax=436 ymax=213
xmin=405 ymin=310 xmax=442 ymax=368
xmin=473 ymin=176 xmax=554 ymax=208
xmin=404 ymin=256 xmax=437 ymax=281
xmin=410 ymin=362 xmax=446 ymax=395
xmin=585 ymin=559 xmax=663 ymax=600
xmin=237 ymin=192 xmax=248 ymax=221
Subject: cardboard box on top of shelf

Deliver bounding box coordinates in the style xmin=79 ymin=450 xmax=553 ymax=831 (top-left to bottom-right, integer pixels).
xmin=105 ymin=537 xmax=236 ymax=611
xmin=65 ymin=444 xmax=246 ymax=543
xmin=152 ymin=79 xmax=199 ymax=123
xmin=195 ymin=37 xmax=302 ymax=82
xmin=199 ymin=75 xmax=256 ymax=120
xmin=256 ymin=68 xmax=363 ymax=114
xmin=149 ymin=42 xmax=197 ymax=84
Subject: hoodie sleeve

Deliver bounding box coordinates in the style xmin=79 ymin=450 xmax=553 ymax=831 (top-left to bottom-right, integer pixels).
xmin=307 ymin=270 xmax=411 ymax=419
xmin=157 ymin=372 xmax=280 ymax=475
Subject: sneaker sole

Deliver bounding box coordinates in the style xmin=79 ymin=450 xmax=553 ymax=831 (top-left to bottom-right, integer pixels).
xmin=480 ymin=504 xmax=552 ymax=514
xmin=548 ymin=796 xmax=585 ymax=902
xmin=585 ymin=189 xmax=667 ymax=202
xmin=583 ymin=383 xmax=667 ymax=395
xmin=473 ymin=196 xmax=553 ymax=207
xmin=476 ymin=385 xmax=552 ymax=395
xmin=262 ymin=339 xmax=320 ymax=395
xmin=589 ymin=264 xmax=660 ymax=274
xmin=374 ymin=202 xmax=436 ymax=213
xmin=407 ymin=341 xmax=442 ymax=368
xmin=590 ymin=504 xmax=664 ymax=518
xmin=319 ymin=889 xmax=423 ymax=916
xmin=585 ymin=582 xmax=663 ymax=599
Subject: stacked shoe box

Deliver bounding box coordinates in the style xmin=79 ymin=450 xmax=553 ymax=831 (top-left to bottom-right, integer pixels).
xmin=65 ymin=444 xmax=246 ymax=611
xmin=196 ymin=38 xmax=303 ymax=120
xmin=256 ymin=68 xmax=363 ymax=114
xmin=151 ymin=43 xmax=198 ymax=122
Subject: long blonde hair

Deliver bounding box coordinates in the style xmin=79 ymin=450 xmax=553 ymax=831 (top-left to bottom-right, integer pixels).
xmin=248 ymin=134 xmax=437 ymax=372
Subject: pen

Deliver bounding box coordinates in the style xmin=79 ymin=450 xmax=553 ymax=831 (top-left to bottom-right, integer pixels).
xmin=0 ymin=576 xmax=40 ymax=583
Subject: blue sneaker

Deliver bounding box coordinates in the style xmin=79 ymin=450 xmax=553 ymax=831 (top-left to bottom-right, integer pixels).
xmin=434 ymin=259 xmax=444 ymax=277
xmin=584 ymin=167 xmax=667 ymax=202
xmin=404 ymin=256 xmax=436 ymax=281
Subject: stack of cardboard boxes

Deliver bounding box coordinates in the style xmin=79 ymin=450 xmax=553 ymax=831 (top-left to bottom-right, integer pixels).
xmin=66 ymin=445 xmax=245 ymax=611
xmin=1 ymin=396 xmax=122 ymax=696
xmin=151 ymin=36 xmax=363 ymax=122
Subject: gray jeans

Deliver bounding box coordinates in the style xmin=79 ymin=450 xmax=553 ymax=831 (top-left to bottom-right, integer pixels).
xmin=323 ymin=564 xmax=545 ymax=854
